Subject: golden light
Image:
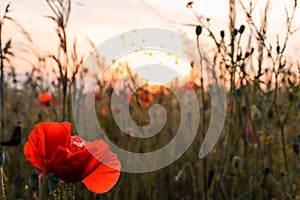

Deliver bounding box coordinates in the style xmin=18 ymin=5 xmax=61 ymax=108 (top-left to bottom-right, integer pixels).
xmin=107 ymin=49 xmax=192 ymax=87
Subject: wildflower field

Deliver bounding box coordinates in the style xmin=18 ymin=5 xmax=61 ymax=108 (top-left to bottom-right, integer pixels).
xmin=1 ymin=0 xmax=300 ymax=199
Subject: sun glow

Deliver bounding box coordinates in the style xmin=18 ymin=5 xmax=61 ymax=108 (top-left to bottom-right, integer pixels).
xmin=105 ymin=49 xmax=193 ymax=87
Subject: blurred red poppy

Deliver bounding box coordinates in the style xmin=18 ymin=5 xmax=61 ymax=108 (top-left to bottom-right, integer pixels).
xmin=101 ymin=107 xmax=109 ymax=117
xmin=245 ymin=122 xmax=257 ymax=147
xmin=38 ymin=93 xmax=53 ymax=106
xmin=94 ymin=91 xmax=101 ymax=102
xmin=5 ymin=102 xmax=12 ymax=110
xmin=24 ymin=122 xmax=121 ymax=194
xmin=182 ymin=81 xmax=195 ymax=91
xmin=137 ymin=89 xmax=154 ymax=107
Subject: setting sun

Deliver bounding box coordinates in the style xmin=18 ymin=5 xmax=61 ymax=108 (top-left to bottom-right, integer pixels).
xmin=107 ymin=49 xmax=192 ymax=86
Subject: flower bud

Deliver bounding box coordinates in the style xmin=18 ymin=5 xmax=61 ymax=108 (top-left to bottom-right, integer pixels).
xmin=220 ymin=30 xmax=225 ymax=38
xmin=264 ymin=167 xmax=270 ymax=175
xmin=196 ymin=25 xmax=202 ymax=36
xmin=186 ymin=1 xmax=194 ymax=8
xmin=12 ymin=174 xmax=25 ymax=199
xmin=168 ymin=127 xmax=174 ymax=135
xmin=238 ymin=25 xmax=245 ymax=34
xmin=293 ymin=143 xmax=299 ymax=155
xmin=232 ymin=156 xmax=241 ymax=169
xmin=48 ymin=174 xmax=60 ymax=195
xmin=233 ymin=29 xmax=238 ymax=36
xmin=28 ymin=171 xmax=39 ymax=193
xmin=0 ymin=152 xmax=4 ymax=165
xmin=276 ymin=45 xmax=280 ymax=54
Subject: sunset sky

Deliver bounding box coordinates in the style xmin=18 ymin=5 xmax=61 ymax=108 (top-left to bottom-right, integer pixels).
xmin=2 ymin=0 xmax=300 ymax=74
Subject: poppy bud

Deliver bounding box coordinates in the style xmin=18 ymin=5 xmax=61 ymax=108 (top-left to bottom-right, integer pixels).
xmin=233 ymin=29 xmax=238 ymax=36
xmin=264 ymin=167 xmax=270 ymax=175
xmin=280 ymin=172 xmax=286 ymax=177
xmin=267 ymin=109 xmax=274 ymax=119
xmin=12 ymin=174 xmax=25 ymax=199
xmin=232 ymin=156 xmax=241 ymax=169
xmin=234 ymin=89 xmax=241 ymax=96
xmin=186 ymin=1 xmax=193 ymax=8
xmin=276 ymin=45 xmax=280 ymax=54
xmin=28 ymin=171 xmax=39 ymax=193
xmin=48 ymin=174 xmax=60 ymax=195
xmin=207 ymin=169 xmax=215 ymax=189
xmin=297 ymin=168 xmax=300 ymax=175
xmin=106 ymin=125 xmax=111 ymax=133
xmin=220 ymin=30 xmax=225 ymax=38
xmin=289 ymin=92 xmax=294 ymax=101
xmin=190 ymin=61 xmax=194 ymax=67
xmin=168 ymin=127 xmax=174 ymax=135
xmin=238 ymin=25 xmax=245 ymax=34
xmin=196 ymin=25 xmax=202 ymax=36
xmin=245 ymin=52 xmax=250 ymax=58
xmin=293 ymin=144 xmax=299 ymax=155
xmin=0 ymin=152 xmax=4 ymax=165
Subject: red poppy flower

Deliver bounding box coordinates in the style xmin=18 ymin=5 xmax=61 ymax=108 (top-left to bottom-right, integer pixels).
xmin=101 ymin=107 xmax=109 ymax=117
xmin=245 ymin=122 xmax=257 ymax=147
xmin=138 ymin=90 xmax=154 ymax=107
xmin=182 ymin=81 xmax=195 ymax=91
xmin=94 ymin=91 xmax=101 ymax=102
xmin=24 ymin=122 xmax=121 ymax=194
xmin=5 ymin=102 xmax=12 ymax=110
xmin=38 ymin=93 xmax=53 ymax=106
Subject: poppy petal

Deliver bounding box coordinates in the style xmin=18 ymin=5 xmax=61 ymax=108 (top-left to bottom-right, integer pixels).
xmin=39 ymin=93 xmax=53 ymax=105
xmin=44 ymin=145 xmax=100 ymax=183
xmin=24 ymin=122 xmax=71 ymax=169
xmin=82 ymin=140 xmax=121 ymax=194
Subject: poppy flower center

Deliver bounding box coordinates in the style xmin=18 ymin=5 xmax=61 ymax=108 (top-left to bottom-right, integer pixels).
xmin=68 ymin=136 xmax=86 ymax=152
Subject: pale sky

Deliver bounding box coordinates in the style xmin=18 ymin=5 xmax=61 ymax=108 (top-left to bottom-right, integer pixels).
xmin=2 ymin=0 xmax=300 ymax=73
